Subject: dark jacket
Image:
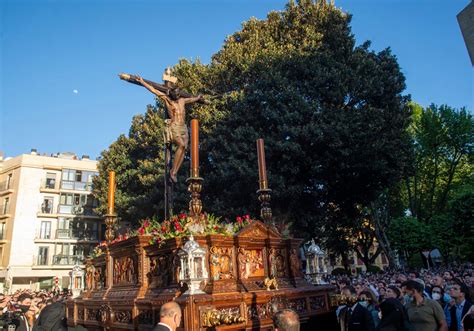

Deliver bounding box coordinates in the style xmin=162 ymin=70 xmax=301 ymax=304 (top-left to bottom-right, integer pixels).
xmin=376 ymin=298 xmax=407 ymax=331
xmin=153 ymin=323 xmax=172 ymax=331
xmin=448 ymin=300 xmax=473 ymax=331
xmin=339 ymin=303 xmax=375 ymax=331
xmin=33 ymin=302 xmax=67 ymax=331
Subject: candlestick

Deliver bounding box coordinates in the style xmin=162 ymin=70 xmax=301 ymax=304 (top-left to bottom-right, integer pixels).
xmin=191 ymin=119 xmax=199 ymax=178
xmin=107 ymin=171 xmax=115 ymax=214
xmin=256 ymin=139 xmax=268 ymax=189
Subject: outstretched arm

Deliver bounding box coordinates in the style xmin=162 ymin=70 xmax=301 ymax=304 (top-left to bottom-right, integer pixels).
xmin=136 ymin=75 xmax=170 ymax=100
xmin=183 ymin=94 xmax=204 ymax=105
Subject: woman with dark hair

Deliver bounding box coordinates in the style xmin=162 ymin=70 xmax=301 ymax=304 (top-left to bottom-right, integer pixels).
xmin=375 ymin=298 xmax=407 ymax=331
xmin=431 ymin=285 xmax=447 ymax=308
xmin=359 ymin=290 xmax=380 ymax=327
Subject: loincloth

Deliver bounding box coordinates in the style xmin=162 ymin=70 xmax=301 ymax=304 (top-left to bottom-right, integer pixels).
xmin=165 ymin=121 xmax=188 ymax=143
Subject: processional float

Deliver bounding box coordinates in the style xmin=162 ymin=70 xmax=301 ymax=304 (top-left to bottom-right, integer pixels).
xmin=67 ymin=70 xmax=335 ymax=330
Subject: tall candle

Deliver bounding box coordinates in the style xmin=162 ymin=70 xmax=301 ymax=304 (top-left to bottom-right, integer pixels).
xmin=256 ymin=139 xmax=268 ymax=189
xmin=191 ymin=119 xmax=199 ymax=177
xmin=107 ymin=171 xmax=115 ymax=214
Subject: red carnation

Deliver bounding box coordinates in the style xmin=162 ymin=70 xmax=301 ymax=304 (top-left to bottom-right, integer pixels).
xmin=236 ymin=216 xmax=243 ymax=223
xmin=138 ymin=227 xmax=145 ymax=235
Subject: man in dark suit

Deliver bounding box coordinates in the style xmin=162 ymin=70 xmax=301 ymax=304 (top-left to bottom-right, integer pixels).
xmin=33 ymin=301 xmax=67 ymax=331
xmin=338 ymin=286 xmax=375 ymax=331
xmin=153 ymin=301 xmax=182 ymax=331
xmin=14 ymin=293 xmax=33 ymax=331
xmin=445 ymin=282 xmax=472 ymax=331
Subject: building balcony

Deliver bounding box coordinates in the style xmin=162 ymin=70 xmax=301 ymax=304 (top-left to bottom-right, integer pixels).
xmin=52 ymin=255 xmax=84 ymax=265
xmin=55 ymin=229 xmax=98 ymax=241
xmin=57 ymin=205 xmax=99 ymax=218
xmin=60 ymin=181 xmax=93 ymax=192
xmin=0 ymin=180 xmax=14 ymax=196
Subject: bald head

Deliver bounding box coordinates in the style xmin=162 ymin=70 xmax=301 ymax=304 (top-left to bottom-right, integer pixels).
xmin=273 ymin=309 xmax=300 ymax=331
xmin=159 ymin=301 xmax=182 ymax=331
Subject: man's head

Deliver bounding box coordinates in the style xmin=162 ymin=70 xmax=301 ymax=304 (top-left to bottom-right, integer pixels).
xmin=354 ymin=283 xmax=364 ymax=295
xmin=433 ymin=275 xmax=445 ymax=287
xmin=17 ymin=293 xmax=33 ymax=313
xmin=408 ymin=271 xmax=419 ymax=280
xmin=273 ymin=309 xmax=300 ymax=331
xmin=385 ymin=285 xmax=401 ymax=299
xmin=404 ymin=280 xmax=424 ymax=298
xmin=159 ymin=301 xmax=182 ymax=331
xmin=448 ymin=282 xmax=470 ymax=302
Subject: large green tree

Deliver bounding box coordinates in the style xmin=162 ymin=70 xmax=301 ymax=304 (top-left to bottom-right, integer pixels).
xmin=94 ymin=0 xmax=412 ymax=256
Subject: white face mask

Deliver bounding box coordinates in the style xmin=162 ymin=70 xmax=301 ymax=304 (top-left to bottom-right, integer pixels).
xmin=432 ymin=293 xmax=441 ymax=300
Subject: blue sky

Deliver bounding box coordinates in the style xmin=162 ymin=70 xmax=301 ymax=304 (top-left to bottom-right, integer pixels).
xmin=1 ymin=0 xmax=472 ymax=159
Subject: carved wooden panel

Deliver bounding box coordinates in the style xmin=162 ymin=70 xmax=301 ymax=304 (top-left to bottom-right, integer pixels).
xmin=247 ymin=302 xmax=271 ymax=320
xmin=209 ymin=246 xmax=234 ymax=280
xmin=115 ymin=310 xmax=132 ymax=324
xmin=268 ymin=248 xmax=287 ymax=278
xmin=77 ymin=307 xmax=84 ymax=321
xmin=86 ymin=308 xmax=98 ymax=321
xmin=288 ymin=298 xmax=307 ymax=314
xmin=237 ymin=248 xmax=264 ymax=279
xmin=113 ymin=256 xmax=138 ymax=285
xmin=309 ymin=296 xmax=326 ymax=311
xmin=137 ymin=310 xmax=153 ymax=325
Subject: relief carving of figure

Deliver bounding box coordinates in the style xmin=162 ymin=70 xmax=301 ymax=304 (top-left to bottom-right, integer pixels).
xmin=290 ymin=249 xmax=302 ymax=277
xmin=86 ymin=264 xmax=95 ymax=290
xmin=238 ymin=248 xmax=250 ymax=279
xmin=269 ymin=248 xmax=285 ymax=278
xmin=94 ymin=267 xmax=103 ymax=289
xmin=209 ymin=246 xmax=221 ymax=281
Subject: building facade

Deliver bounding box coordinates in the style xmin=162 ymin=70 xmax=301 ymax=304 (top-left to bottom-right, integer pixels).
xmin=0 ymin=151 xmax=101 ymax=292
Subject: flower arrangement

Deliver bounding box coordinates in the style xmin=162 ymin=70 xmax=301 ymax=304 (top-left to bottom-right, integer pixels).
xmin=90 ymin=241 xmax=107 ymax=258
xmin=88 ymin=213 xmax=260 ymax=256
xmin=132 ymin=213 xmax=257 ymax=246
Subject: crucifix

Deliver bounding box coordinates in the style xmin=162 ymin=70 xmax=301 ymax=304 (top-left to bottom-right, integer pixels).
xmin=119 ymin=69 xmax=205 ymax=219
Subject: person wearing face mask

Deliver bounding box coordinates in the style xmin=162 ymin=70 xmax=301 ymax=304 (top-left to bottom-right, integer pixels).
xmin=153 ymin=301 xmax=182 ymax=331
xmin=358 ymin=290 xmax=381 ymax=328
xmin=431 ymin=286 xmax=447 ymax=308
xmin=338 ymin=286 xmax=375 ymax=331
xmin=404 ymin=280 xmax=448 ymax=331
xmin=15 ymin=293 xmax=33 ymax=331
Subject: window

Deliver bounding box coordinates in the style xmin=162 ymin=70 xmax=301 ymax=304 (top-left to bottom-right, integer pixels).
xmin=45 ymin=173 xmax=56 ymax=189
xmin=0 ymin=223 xmax=5 ymax=239
xmin=6 ymin=174 xmax=12 ymax=189
xmin=41 ymin=197 xmax=54 ymax=213
xmin=58 ymin=218 xmax=72 ymax=230
xmin=2 ymin=198 xmax=9 ymax=215
xmin=39 ymin=221 xmax=51 ymax=239
xmin=61 ymin=169 xmax=75 ymax=181
xmin=75 ymin=170 xmax=82 ymax=182
xmin=38 ymin=247 xmax=48 ymax=265
xmin=60 ymin=193 xmax=74 ymax=205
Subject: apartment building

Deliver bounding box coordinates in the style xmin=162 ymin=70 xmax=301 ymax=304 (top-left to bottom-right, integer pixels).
xmin=0 ymin=150 xmax=101 ymax=292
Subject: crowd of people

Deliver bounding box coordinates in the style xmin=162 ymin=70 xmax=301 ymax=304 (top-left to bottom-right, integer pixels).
xmin=0 ymin=288 xmax=69 ymax=330
xmin=0 ymin=265 xmax=473 ymax=331
xmin=328 ymin=264 xmax=474 ymax=331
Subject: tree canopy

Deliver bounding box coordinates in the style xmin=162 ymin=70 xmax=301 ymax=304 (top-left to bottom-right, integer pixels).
xmin=94 ymin=0 xmax=412 ymax=249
